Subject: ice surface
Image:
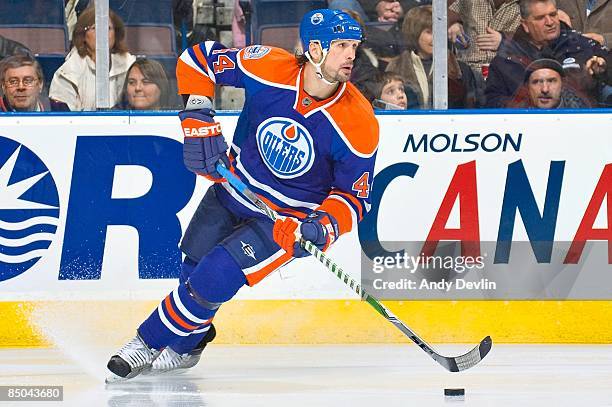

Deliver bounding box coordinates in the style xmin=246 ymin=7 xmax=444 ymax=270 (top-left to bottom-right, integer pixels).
xmin=1 ymin=344 xmax=612 ymax=406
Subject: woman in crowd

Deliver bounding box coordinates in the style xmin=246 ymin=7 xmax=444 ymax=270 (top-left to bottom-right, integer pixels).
xmin=49 ymin=7 xmax=135 ymax=111
xmin=386 ymin=5 xmax=476 ymax=109
xmin=115 ymin=58 xmax=170 ymax=110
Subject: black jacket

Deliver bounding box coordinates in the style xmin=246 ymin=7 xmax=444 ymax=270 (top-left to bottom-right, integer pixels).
xmin=485 ymin=23 xmax=608 ymax=107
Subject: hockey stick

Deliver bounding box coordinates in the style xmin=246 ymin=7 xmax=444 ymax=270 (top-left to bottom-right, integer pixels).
xmin=216 ymin=163 xmax=492 ymax=372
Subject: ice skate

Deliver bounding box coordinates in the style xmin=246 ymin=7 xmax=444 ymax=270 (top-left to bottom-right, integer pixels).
xmin=148 ymin=324 xmax=216 ymax=375
xmin=105 ymin=333 xmax=160 ymax=383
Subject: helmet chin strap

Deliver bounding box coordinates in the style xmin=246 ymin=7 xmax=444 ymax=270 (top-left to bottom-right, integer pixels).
xmin=305 ymin=44 xmax=339 ymax=86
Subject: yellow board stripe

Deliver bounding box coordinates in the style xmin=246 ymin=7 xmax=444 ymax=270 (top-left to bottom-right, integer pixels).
xmin=2 ymin=300 xmax=612 ymax=347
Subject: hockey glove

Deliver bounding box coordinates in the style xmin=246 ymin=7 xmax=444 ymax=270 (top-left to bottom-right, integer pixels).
xmin=180 ymin=108 xmax=230 ymax=181
xmin=272 ymin=211 xmax=339 ymax=258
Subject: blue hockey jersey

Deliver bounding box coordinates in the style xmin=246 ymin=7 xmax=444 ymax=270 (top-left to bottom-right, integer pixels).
xmin=177 ymin=42 xmax=379 ymax=237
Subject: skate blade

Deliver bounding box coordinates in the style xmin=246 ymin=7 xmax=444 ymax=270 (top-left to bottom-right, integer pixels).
xmin=105 ymin=370 xmax=143 ymax=384
xmin=105 ymin=372 xmax=129 ymax=384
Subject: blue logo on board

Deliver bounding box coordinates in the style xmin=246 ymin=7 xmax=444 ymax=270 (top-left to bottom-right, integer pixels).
xmin=0 ymin=137 xmax=60 ymax=282
xmin=256 ymin=118 xmax=315 ymax=179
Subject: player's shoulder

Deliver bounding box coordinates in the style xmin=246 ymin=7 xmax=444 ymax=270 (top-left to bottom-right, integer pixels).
xmin=326 ymin=82 xmax=379 ymax=157
xmin=238 ymin=45 xmax=300 ymax=88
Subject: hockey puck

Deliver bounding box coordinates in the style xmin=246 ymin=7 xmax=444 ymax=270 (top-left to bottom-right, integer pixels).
xmin=444 ymin=388 xmax=465 ymax=397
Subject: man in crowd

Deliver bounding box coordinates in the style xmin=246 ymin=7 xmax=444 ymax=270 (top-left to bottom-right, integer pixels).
xmin=485 ymin=0 xmax=608 ymax=107
xmin=557 ymin=0 xmax=610 ymax=46
xmin=509 ymin=58 xmax=591 ymax=107
xmin=447 ymin=0 xmax=522 ymax=105
xmin=0 ymin=54 xmax=48 ymax=112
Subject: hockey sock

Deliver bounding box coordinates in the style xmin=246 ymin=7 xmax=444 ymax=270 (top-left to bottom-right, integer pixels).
xmin=138 ymin=246 xmax=246 ymax=350
xmin=137 ymin=282 xmax=215 ymax=350
xmin=179 ymin=257 xmax=198 ymax=284
xmin=169 ymin=324 xmax=213 ymax=354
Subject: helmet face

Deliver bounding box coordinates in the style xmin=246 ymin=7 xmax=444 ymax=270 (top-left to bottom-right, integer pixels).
xmin=299 ymin=9 xmax=362 ymax=55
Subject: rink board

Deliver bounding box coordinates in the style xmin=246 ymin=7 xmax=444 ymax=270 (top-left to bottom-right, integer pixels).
xmin=3 ymin=300 xmax=612 ymax=347
xmin=0 ymin=111 xmax=611 ymax=346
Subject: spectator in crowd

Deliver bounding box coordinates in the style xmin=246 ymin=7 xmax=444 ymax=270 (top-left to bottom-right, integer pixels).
xmin=346 ymin=12 xmax=382 ymax=93
xmin=49 ymin=7 xmax=136 ymax=111
xmin=0 ymin=35 xmax=32 ymax=60
xmin=329 ymin=0 xmax=430 ymax=22
xmin=557 ymin=0 xmax=610 ymax=46
xmin=371 ymin=72 xmax=410 ymax=109
xmin=485 ymin=0 xmax=608 ymax=107
xmin=174 ymin=0 xmax=211 ymax=50
xmin=386 ymin=5 xmax=477 ymax=108
xmin=65 ymin=0 xmax=92 ymax=41
xmin=509 ymin=58 xmax=591 ymax=107
xmin=329 ymin=0 xmax=370 ymax=22
xmin=604 ymin=49 xmax=612 ymax=105
xmin=232 ymin=0 xmax=248 ymax=47
xmin=447 ymin=0 xmax=521 ymax=105
xmin=375 ymin=0 xmax=405 ymax=22
xmin=115 ymin=59 xmax=171 ymax=110
xmin=0 ymin=54 xmax=48 ymax=112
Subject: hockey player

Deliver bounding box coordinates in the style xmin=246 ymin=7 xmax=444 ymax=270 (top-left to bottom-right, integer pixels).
xmin=106 ymin=9 xmax=379 ymax=382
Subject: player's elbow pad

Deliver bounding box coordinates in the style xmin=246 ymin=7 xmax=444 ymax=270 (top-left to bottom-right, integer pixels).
xmin=182 ymin=94 xmax=213 ymax=111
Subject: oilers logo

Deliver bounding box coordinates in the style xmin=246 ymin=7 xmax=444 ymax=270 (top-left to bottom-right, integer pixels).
xmin=256 ymin=118 xmax=315 ymax=179
xmin=0 ymin=137 xmax=59 ymax=282
xmin=311 ymin=12 xmax=324 ymax=25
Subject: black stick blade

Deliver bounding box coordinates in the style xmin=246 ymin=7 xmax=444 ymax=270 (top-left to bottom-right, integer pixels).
xmin=433 ymin=336 xmax=492 ymax=372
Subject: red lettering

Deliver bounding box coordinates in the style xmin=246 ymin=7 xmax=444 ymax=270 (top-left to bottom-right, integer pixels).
xmin=422 ymin=161 xmax=480 ymax=257
xmin=565 ymin=164 xmax=612 ymax=264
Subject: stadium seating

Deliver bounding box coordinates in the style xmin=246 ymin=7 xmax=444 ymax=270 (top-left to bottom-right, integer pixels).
xmin=0 ymin=0 xmax=68 ymax=54
xmin=250 ymin=0 xmax=326 ymax=44
xmin=0 ymin=0 xmax=65 ymax=25
xmin=0 ymin=27 xmax=67 ymax=55
xmin=111 ymin=0 xmax=177 ymax=56
xmin=124 ymin=25 xmax=177 ymax=57
xmin=0 ymin=0 xmax=68 ymax=92
xmin=259 ymin=24 xmax=300 ymax=51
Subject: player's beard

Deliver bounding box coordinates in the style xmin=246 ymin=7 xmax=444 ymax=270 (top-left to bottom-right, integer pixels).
xmin=321 ymin=62 xmax=351 ymax=83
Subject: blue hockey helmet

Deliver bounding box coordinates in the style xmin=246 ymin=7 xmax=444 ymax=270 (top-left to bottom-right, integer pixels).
xmin=299 ymin=9 xmax=363 ymax=55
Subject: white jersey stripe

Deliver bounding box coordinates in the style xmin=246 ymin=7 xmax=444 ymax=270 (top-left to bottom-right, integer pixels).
xmin=304 ymin=82 xmax=346 ymax=118
xmin=242 ymin=248 xmax=287 ymax=275
xmin=321 ymin=109 xmax=377 ymax=158
xmin=292 ymin=67 xmax=303 ymax=110
xmin=204 ymin=41 xmax=216 ymax=54
xmin=192 ymin=325 xmax=211 ymax=334
xmin=235 ymin=157 xmax=319 ymax=210
xmin=236 ymin=49 xmax=297 ymax=91
xmin=172 ymin=289 xmax=209 ymax=324
xmin=157 ymin=304 xmax=190 ymax=336
xmin=179 ymin=50 xmax=208 ymax=78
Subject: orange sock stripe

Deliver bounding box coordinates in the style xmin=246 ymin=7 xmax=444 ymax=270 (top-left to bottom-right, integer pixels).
xmin=246 ymin=251 xmax=293 ymax=286
xmin=164 ymin=296 xmax=200 ymax=330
